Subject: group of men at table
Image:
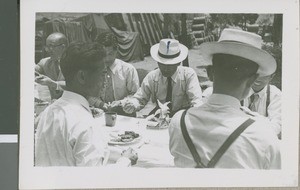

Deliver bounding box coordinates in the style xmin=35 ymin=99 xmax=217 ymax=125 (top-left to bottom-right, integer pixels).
xmin=35 ymin=28 xmax=281 ymax=169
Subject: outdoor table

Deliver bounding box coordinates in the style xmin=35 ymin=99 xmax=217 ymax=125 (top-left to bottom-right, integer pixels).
xmin=94 ymin=114 xmax=175 ymax=168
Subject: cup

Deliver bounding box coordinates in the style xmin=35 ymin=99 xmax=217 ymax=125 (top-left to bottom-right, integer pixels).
xmin=105 ymin=112 xmax=117 ymax=127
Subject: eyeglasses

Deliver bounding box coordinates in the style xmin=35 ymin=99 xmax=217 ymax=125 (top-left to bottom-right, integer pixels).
xmin=45 ymin=43 xmax=64 ymax=50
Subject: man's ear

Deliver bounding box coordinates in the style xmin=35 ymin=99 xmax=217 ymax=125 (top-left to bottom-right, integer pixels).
xmin=76 ymin=70 xmax=86 ymax=85
xmin=270 ymin=73 xmax=276 ymax=80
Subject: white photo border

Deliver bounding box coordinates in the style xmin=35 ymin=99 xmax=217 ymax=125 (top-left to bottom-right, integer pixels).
xmin=19 ymin=0 xmax=299 ymax=189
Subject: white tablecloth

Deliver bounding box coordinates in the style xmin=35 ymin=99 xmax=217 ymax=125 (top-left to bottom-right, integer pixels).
xmin=94 ymin=115 xmax=174 ymax=168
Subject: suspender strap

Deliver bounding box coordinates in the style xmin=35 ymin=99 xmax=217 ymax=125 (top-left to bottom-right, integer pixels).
xmin=207 ymin=118 xmax=255 ymax=168
xmin=180 ymin=109 xmax=206 ymax=168
xmin=180 ymin=109 xmax=255 ymax=168
xmin=266 ymin=84 xmax=270 ymax=117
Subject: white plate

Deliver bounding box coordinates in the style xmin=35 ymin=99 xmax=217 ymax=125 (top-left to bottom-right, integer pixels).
xmin=108 ymin=131 xmax=142 ymax=145
xmin=146 ymin=121 xmax=169 ymax=130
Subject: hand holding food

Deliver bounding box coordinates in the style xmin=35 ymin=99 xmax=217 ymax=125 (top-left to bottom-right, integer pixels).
xmin=90 ymin=107 xmax=104 ymax=117
xmin=123 ymin=98 xmax=139 ymax=114
xmin=35 ymin=74 xmax=56 ymax=88
xmin=121 ymin=147 xmax=138 ymax=165
xmin=146 ymin=100 xmax=171 ymax=129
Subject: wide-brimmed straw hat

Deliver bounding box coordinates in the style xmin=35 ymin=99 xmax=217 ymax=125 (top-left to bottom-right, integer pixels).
xmin=199 ymin=28 xmax=276 ymax=76
xmin=150 ymin=39 xmax=188 ymax=65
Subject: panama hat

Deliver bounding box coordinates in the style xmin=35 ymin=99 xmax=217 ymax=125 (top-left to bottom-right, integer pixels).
xmin=199 ymin=28 xmax=276 ymax=76
xmin=150 ymin=39 xmax=188 ymax=65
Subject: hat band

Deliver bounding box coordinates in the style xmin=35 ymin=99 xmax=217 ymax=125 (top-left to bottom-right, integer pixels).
xmin=158 ymin=51 xmax=181 ymax=59
xmin=219 ymin=40 xmax=261 ymax=49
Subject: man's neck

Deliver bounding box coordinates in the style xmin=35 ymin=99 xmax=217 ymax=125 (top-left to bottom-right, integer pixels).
xmin=213 ymin=82 xmax=247 ymax=101
xmin=64 ymin=85 xmax=88 ymax=100
xmin=252 ymin=85 xmax=267 ymax=94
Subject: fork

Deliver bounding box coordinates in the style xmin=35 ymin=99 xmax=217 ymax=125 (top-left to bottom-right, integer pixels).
xmin=137 ymin=139 xmax=151 ymax=149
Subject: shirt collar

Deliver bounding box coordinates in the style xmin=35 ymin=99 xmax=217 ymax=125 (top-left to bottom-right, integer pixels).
xmin=160 ymin=67 xmax=179 ymax=83
xmin=207 ymin=94 xmax=241 ymax=109
xmin=61 ymin=90 xmax=91 ymax=113
xmin=250 ymin=85 xmax=267 ymax=98
xmin=109 ymin=59 xmax=118 ymax=74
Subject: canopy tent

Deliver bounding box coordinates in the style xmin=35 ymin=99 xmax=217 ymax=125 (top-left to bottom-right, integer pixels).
xmin=43 ymin=18 xmax=91 ymax=44
xmin=73 ymin=13 xmax=144 ymax=62
xmin=37 ymin=13 xmax=144 ymax=63
xmin=110 ymin=27 xmax=144 ymax=63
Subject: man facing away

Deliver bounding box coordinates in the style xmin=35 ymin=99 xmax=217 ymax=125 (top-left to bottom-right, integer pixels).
xmin=202 ymin=70 xmax=282 ymax=138
xmin=35 ymin=42 xmax=137 ymax=166
xmin=35 ymin=32 xmax=68 ymax=100
xmin=169 ymin=29 xmax=281 ymax=169
xmin=123 ymin=39 xmax=203 ymax=117
xmin=88 ymin=32 xmax=139 ymax=116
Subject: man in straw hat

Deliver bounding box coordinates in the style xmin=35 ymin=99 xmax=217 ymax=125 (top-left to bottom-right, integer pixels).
xmin=169 ymin=29 xmax=281 ymax=169
xmin=123 ymin=39 xmax=203 ymax=116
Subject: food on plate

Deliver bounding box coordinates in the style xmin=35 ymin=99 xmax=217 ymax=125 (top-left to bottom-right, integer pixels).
xmin=110 ymin=131 xmax=140 ymax=143
xmin=146 ymin=100 xmax=171 ymax=129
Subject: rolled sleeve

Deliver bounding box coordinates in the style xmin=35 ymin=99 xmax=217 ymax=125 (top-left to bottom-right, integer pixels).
xmin=126 ymin=65 xmax=140 ymax=96
xmin=133 ymin=73 xmax=153 ymax=110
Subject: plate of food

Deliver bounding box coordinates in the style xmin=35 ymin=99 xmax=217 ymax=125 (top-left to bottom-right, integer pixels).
xmin=108 ymin=131 xmax=142 ymax=145
xmin=146 ymin=114 xmax=170 ymax=130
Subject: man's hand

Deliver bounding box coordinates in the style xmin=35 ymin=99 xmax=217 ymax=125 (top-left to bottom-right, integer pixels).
xmin=123 ymin=99 xmax=139 ymax=114
xmin=121 ymin=147 xmax=138 ymax=165
xmin=110 ymin=100 xmax=122 ymax=108
xmin=35 ymin=75 xmax=56 ymax=89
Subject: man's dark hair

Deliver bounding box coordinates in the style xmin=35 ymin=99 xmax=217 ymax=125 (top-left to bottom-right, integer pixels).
xmin=95 ymin=32 xmax=118 ymax=49
xmin=212 ymin=54 xmax=259 ymax=82
xmin=60 ymin=42 xmax=106 ymax=83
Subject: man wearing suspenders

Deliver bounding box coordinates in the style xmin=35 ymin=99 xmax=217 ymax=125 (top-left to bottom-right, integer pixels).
xmin=241 ymin=73 xmax=282 ymax=139
xmin=203 ymin=72 xmax=282 ymax=139
xmin=169 ymin=29 xmax=281 ymax=169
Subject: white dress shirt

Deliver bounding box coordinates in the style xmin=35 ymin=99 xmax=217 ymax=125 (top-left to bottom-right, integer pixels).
xmin=169 ymin=94 xmax=281 ymax=169
xmin=104 ymin=59 xmax=139 ymax=102
xmin=201 ymin=85 xmax=281 ymax=136
xmin=243 ymin=85 xmax=282 ymax=136
xmin=35 ymin=91 xmax=131 ymax=167
xmin=133 ymin=66 xmax=203 ymax=112
xmin=35 ymin=57 xmax=65 ymax=99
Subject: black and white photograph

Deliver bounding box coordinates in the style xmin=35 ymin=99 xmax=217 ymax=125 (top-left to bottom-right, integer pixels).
xmin=19 ymin=0 xmax=299 ymax=189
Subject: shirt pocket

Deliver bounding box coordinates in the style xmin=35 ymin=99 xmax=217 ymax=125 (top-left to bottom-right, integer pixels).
xmin=113 ymin=74 xmax=127 ymax=99
xmin=173 ymin=80 xmax=189 ymax=109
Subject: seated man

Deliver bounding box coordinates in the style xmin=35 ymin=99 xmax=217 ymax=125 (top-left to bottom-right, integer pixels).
xmin=35 ymin=32 xmax=67 ymax=100
xmin=123 ymin=39 xmax=203 ymax=117
xmin=202 ymin=69 xmax=281 ymax=138
xmin=169 ymin=29 xmax=281 ymax=169
xmin=88 ymin=32 xmax=139 ymax=117
xmin=241 ymin=72 xmax=282 ymax=139
xmin=35 ymin=42 xmax=137 ymax=166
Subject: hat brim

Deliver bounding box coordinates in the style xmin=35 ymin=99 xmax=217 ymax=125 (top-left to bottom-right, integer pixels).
xmin=150 ymin=43 xmax=188 ymax=65
xmin=199 ymin=41 xmax=277 ymax=76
